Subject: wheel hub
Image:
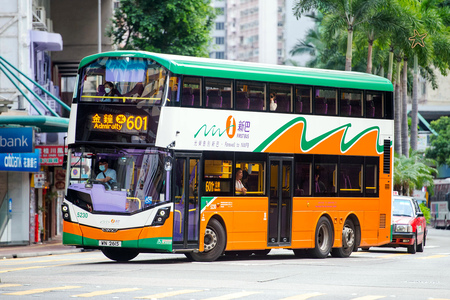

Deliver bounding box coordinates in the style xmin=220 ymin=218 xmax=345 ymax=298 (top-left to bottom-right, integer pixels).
xmin=342 ymin=225 xmax=355 ymax=248
xmin=203 ymin=228 xmax=217 ymax=252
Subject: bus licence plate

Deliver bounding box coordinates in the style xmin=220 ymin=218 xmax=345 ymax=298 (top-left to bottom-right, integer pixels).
xmin=99 ymin=240 xmax=122 ymax=247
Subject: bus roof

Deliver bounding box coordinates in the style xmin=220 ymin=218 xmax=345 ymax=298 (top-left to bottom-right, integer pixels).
xmin=79 ymin=51 xmax=393 ymax=92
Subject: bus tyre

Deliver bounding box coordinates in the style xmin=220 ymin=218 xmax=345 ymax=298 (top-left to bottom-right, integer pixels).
xmin=310 ymin=216 xmax=333 ymax=258
xmin=101 ymin=248 xmax=139 ymax=262
xmin=331 ymin=219 xmax=355 ymax=258
xmin=187 ymin=218 xmax=226 ymax=262
xmin=407 ymin=234 xmax=417 ymax=254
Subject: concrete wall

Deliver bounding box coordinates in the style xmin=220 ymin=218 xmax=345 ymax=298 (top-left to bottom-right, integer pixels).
xmin=258 ymin=0 xmax=278 ymax=64
xmin=0 ymin=172 xmax=30 ymax=243
xmin=50 ymin=0 xmax=114 ymax=62
xmin=0 ymin=0 xmax=32 ymax=110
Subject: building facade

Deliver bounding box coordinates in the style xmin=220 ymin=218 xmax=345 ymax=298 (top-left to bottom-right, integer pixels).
xmin=0 ymin=0 xmax=114 ymax=245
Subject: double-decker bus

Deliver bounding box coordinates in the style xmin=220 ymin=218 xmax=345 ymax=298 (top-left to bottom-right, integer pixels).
xmin=430 ymin=178 xmax=450 ymax=229
xmin=62 ymin=51 xmax=394 ymax=262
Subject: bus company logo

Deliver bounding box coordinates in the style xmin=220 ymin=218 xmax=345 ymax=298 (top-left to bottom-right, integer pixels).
xmin=100 ymin=219 xmax=120 ymax=225
xmin=226 ymin=115 xmax=236 ymax=138
xmin=156 ymin=239 xmax=172 ymax=245
xmin=194 ymin=115 xmax=236 ymax=139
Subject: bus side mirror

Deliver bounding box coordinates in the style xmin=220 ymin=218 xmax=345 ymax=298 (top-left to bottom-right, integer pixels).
xmin=62 ymin=154 xmax=67 ymax=169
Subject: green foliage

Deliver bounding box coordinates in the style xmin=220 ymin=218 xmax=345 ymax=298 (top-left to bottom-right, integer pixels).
xmin=108 ymin=0 xmax=215 ymax=57
xmin=419 ymin=203 xmax=431 ymax=224
xmin=394 ymin=151 xmax=437 ymax=195
xmin=426 ymin=116 xmax=450 ymax=166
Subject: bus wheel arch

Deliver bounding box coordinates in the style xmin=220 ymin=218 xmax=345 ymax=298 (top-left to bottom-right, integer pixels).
xmin=310 ymin=214 xmax=334 ymax=258
xmin=186 ymin=216 xmax=227 ymax=262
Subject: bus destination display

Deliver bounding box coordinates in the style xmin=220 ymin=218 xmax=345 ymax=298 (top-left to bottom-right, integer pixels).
xmin=91 ymin=113 xmax=148 ymax=131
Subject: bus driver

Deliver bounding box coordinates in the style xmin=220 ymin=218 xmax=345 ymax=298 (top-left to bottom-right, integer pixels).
xmin=96 ymin=159 xmax=117 ymax=187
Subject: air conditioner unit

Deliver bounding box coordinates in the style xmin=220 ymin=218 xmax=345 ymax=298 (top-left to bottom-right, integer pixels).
xmin=35 ymin=6 xmax=46 ymax=22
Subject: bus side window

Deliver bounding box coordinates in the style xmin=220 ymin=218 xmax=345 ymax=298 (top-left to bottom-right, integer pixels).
xmin=203 ymin=159 xmax=232 ymax=196
xmin=294 ymin=160 xmax=312 ymax=196
xmin=365 ymin=157 xmax=379 ymax=197
xmin=339 ymin=157 xmax=363 ymax=197
xmin=236 ymin=162 xmax=265 ymax=195
xmin=314 ymin=156 xmax=337 ymax=196
xmin=183 ymin=77 xmax=202 ymax=107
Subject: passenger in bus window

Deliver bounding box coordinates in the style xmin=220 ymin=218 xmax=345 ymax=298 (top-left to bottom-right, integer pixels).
xmin=314 ymin=173 xmax=326 ymax=193
xmin=96 ymin=159 xmax=117 ymax=187
xmin=235 ymin=168 xmax=247 ymax=195
xmin=269 ymin=93 xmax=277 ymax=111
xmin=103 ymin=82 xmax=121 ymax=101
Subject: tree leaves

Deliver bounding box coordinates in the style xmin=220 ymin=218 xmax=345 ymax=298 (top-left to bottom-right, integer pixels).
xmin=107 ymin=0 xmax=215 ymax=57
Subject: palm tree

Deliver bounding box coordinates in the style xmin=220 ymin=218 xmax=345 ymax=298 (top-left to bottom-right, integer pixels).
xmin=394 ymin=151 xmax=437 ymax=196
xmin=289 ymin=12 xmax=348 ymax=70
xmin=358 ymin=2 xmax=406 ymax=74
xmin=293 ymin=0 xmax=391 ymax=71
xmin=410 ymin=0 xmax=450 ymax=152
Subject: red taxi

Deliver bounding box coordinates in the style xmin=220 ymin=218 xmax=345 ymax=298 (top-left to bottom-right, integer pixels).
xmin=388 ymin=195 xmax=427 ymax=254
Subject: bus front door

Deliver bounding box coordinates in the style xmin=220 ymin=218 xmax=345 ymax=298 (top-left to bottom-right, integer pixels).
xmin=172 ymin=154 xmax=201 ymax=250
xmin=268 ymin=157 xmax=293 ymax=246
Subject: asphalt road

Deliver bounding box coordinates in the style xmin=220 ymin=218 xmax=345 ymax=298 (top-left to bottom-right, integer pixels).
xmin=1 ymin=228 xmax=449 ymax=300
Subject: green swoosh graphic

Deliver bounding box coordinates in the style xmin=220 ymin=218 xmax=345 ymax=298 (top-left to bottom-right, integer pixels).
xmin=254 ymin=117 xmax=384 ymax=153
xmin=194 ymin=124 xmax=235 ymax=138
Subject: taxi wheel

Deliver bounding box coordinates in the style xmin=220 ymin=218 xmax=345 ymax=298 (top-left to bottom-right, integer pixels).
xmin=310 ymin=216 xmax=333 ymax=258
xmin=186 ymin=218 xmax=226 ymax=262
xmin=417 ymin=232 xmax=425 ymax=252
xmin=407 ymin=234 xmax=417 ymax=254
xmin=101 ymin=248 xmax=139 ymax=262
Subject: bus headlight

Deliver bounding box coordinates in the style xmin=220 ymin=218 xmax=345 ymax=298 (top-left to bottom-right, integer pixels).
xmin=394 ymin=224 xmax=412 ymax=233
xmin=151 ymin=207 xmax=171 ymax=226
xmin=61 ymin=204 xmax=71 ymax=221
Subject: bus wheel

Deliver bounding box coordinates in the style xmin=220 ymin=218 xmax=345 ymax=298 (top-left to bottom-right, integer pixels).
xmin=188 ymin=218 xmax=226 ymax=262
xmin=407 ymin=234 xmax=417 ymax=254
xmin=310 ymin=216 xmax=333 ymax=258
xmin=331 ymin=219 xmax=355 ymax=258
xmin=101 ymin=248 xmax=139 ymax=262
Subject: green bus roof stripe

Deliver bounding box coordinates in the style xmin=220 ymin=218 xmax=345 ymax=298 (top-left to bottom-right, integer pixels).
xmin=79 ymin=51 xmax=393 ymax=92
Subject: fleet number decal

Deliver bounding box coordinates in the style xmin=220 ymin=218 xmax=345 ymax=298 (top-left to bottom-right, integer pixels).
xmin=77 ymin=212 xmax=88 ymax=218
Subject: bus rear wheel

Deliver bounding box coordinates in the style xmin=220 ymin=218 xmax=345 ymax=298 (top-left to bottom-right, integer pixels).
xmin=186 ymin=218 xmax=226 ymax=262
xmin=331 ymin=219 xmax=355 ymax=258
xmin=101 ymin=248 xmax=139 ymax=262
xmin=310 ymin=216 xmax=333 ymax=258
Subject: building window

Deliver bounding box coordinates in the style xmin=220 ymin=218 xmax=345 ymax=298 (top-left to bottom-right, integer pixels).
xmin=216 ymin=22 xmax=225 ymax=30
xmin=215 ymin=52 xmax=225 ymax=59
xmin=216 ymin=7 xmax=225 ymax=15
xmin=216 ymin=37 xmax=225 ymax=45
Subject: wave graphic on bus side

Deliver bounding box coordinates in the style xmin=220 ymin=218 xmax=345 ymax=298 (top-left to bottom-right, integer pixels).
xmin=255 ymin=117 xmax=387 ymax=155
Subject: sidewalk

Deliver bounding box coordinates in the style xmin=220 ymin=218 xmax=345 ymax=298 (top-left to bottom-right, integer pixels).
xmin=0 ymin=235 xmax=84 ymax=259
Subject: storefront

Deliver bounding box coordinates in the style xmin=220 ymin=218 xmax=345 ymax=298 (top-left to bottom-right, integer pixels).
xmin=0 ymin=118 xmax=68 ymax=245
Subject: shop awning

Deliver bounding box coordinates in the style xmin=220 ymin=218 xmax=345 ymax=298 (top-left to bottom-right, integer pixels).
xmin=0 ymin=115 xmax=69 ymax=133
xmin=30 ymin=30 xmax=63 ymax=51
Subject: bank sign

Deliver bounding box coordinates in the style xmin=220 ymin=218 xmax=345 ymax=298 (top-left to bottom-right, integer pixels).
xmin=0 ymin=127 xmax=34 ymax=153
xmin=0 ymin=149 xmax=40 ymax=172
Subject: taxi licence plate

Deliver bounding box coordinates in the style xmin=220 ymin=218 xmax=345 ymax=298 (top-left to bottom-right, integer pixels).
xmin=99 ymin=240 xmax=122 ymax=247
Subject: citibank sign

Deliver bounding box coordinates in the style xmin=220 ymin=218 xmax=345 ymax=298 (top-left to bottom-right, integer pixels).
xmin=0 ymin=149 xmax=40 ymax=172
xmin=0 ymin=127 xmax=34 ymax=153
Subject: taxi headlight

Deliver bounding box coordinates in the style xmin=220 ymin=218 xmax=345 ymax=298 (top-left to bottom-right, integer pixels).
xmin=395 ymin=224 xmax=413 ymax=233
